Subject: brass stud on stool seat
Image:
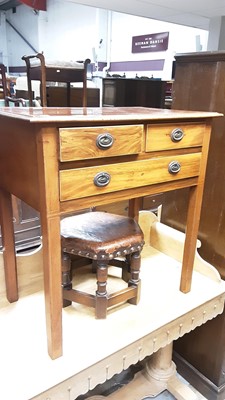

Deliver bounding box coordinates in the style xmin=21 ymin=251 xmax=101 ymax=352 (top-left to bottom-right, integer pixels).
xmin=61 ymin=211 xmax=145 ymax=318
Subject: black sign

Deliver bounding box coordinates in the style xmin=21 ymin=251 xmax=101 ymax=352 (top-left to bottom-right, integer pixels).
xmin=132 ymin=32 xmax=169 ymax=53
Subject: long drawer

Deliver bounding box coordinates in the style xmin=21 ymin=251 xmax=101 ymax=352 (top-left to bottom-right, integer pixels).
xmin=60 ymin=152 xmax=201 ymax=201
xmin=59 ymin=125 xmax=144 ymax=161
xmin=146 ymin=123 xmax=205 ymax=151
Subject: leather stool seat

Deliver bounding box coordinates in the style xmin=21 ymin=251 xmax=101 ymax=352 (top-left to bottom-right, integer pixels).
xmin=61 ymin=211 xmax=145 ymax=318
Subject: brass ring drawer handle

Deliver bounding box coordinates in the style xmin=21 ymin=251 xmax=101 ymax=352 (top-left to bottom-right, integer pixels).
xmin=96 ymin=133 xmax=114 ymax=149
xmin=94 ymin=172 xmax=111 ymax=187
xmin=168 ymin=161 xmax=181 ymax=174
xmin=170 ymin=128 xmax=184 ymax=142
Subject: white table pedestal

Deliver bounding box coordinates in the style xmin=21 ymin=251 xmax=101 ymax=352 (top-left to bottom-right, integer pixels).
xmin=106 ymin=343 xmax=198 ymax=400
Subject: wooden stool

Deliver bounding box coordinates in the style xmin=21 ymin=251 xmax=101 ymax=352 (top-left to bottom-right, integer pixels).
xmin=61 ymin=212 xmax=145 ymax=318
xmin=22 ymin=52 xmax=90 ymax=107
xmin=0 ymin=64 xmax=8 ymax=101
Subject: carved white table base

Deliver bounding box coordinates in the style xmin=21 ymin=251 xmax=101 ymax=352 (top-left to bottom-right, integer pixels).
xmin=106 ymin=343 xmax=198 ymax=400
xmin=0 ymin=211 xmax=224 ymax=400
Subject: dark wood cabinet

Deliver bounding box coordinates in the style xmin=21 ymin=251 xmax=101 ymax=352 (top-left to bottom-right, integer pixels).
xmin=46 ymin=86 xmax=100 ymax=107
xmin=102 ymin=77 xmax=167 ymax=108
xmin=0 ymin=196 xmax=41 ymax=252
xmin=161 ymin=51 xmax=225 ymax=400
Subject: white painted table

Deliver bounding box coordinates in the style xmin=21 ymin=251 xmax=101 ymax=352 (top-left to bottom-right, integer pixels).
xmin=0 ymin=211 xmax=224 ymax=400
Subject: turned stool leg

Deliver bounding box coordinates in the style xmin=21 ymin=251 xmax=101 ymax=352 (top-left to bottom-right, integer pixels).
xmin=95 ymin=261 xmax=108 ymax=319
xmin=92 ymin=259 xmax=97 ymax=273
xmin=62 ymin=252 xmax=72 ymax=307
xmin=128 ymin=250 xmax=141 ymax=305
xmin=122 ymin=255 xmax=130 ymax=282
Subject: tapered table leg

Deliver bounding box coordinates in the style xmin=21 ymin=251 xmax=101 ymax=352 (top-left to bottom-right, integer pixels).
xmin=41 ymin=213 xmax=62 ymax=359
xmin=0 ymin=188 xmax=18 ymax=302
xmin=37 ymin=129 xmax=63 ymax=359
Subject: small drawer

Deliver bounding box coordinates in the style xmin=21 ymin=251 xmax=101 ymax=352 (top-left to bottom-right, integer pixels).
xmin=146 ymin=123 xmax=206 ymax=152
xmin=60 ymin=152 xmax=201 ymax=202
xmin=59 ymin=125 xmax=143 ymax=161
